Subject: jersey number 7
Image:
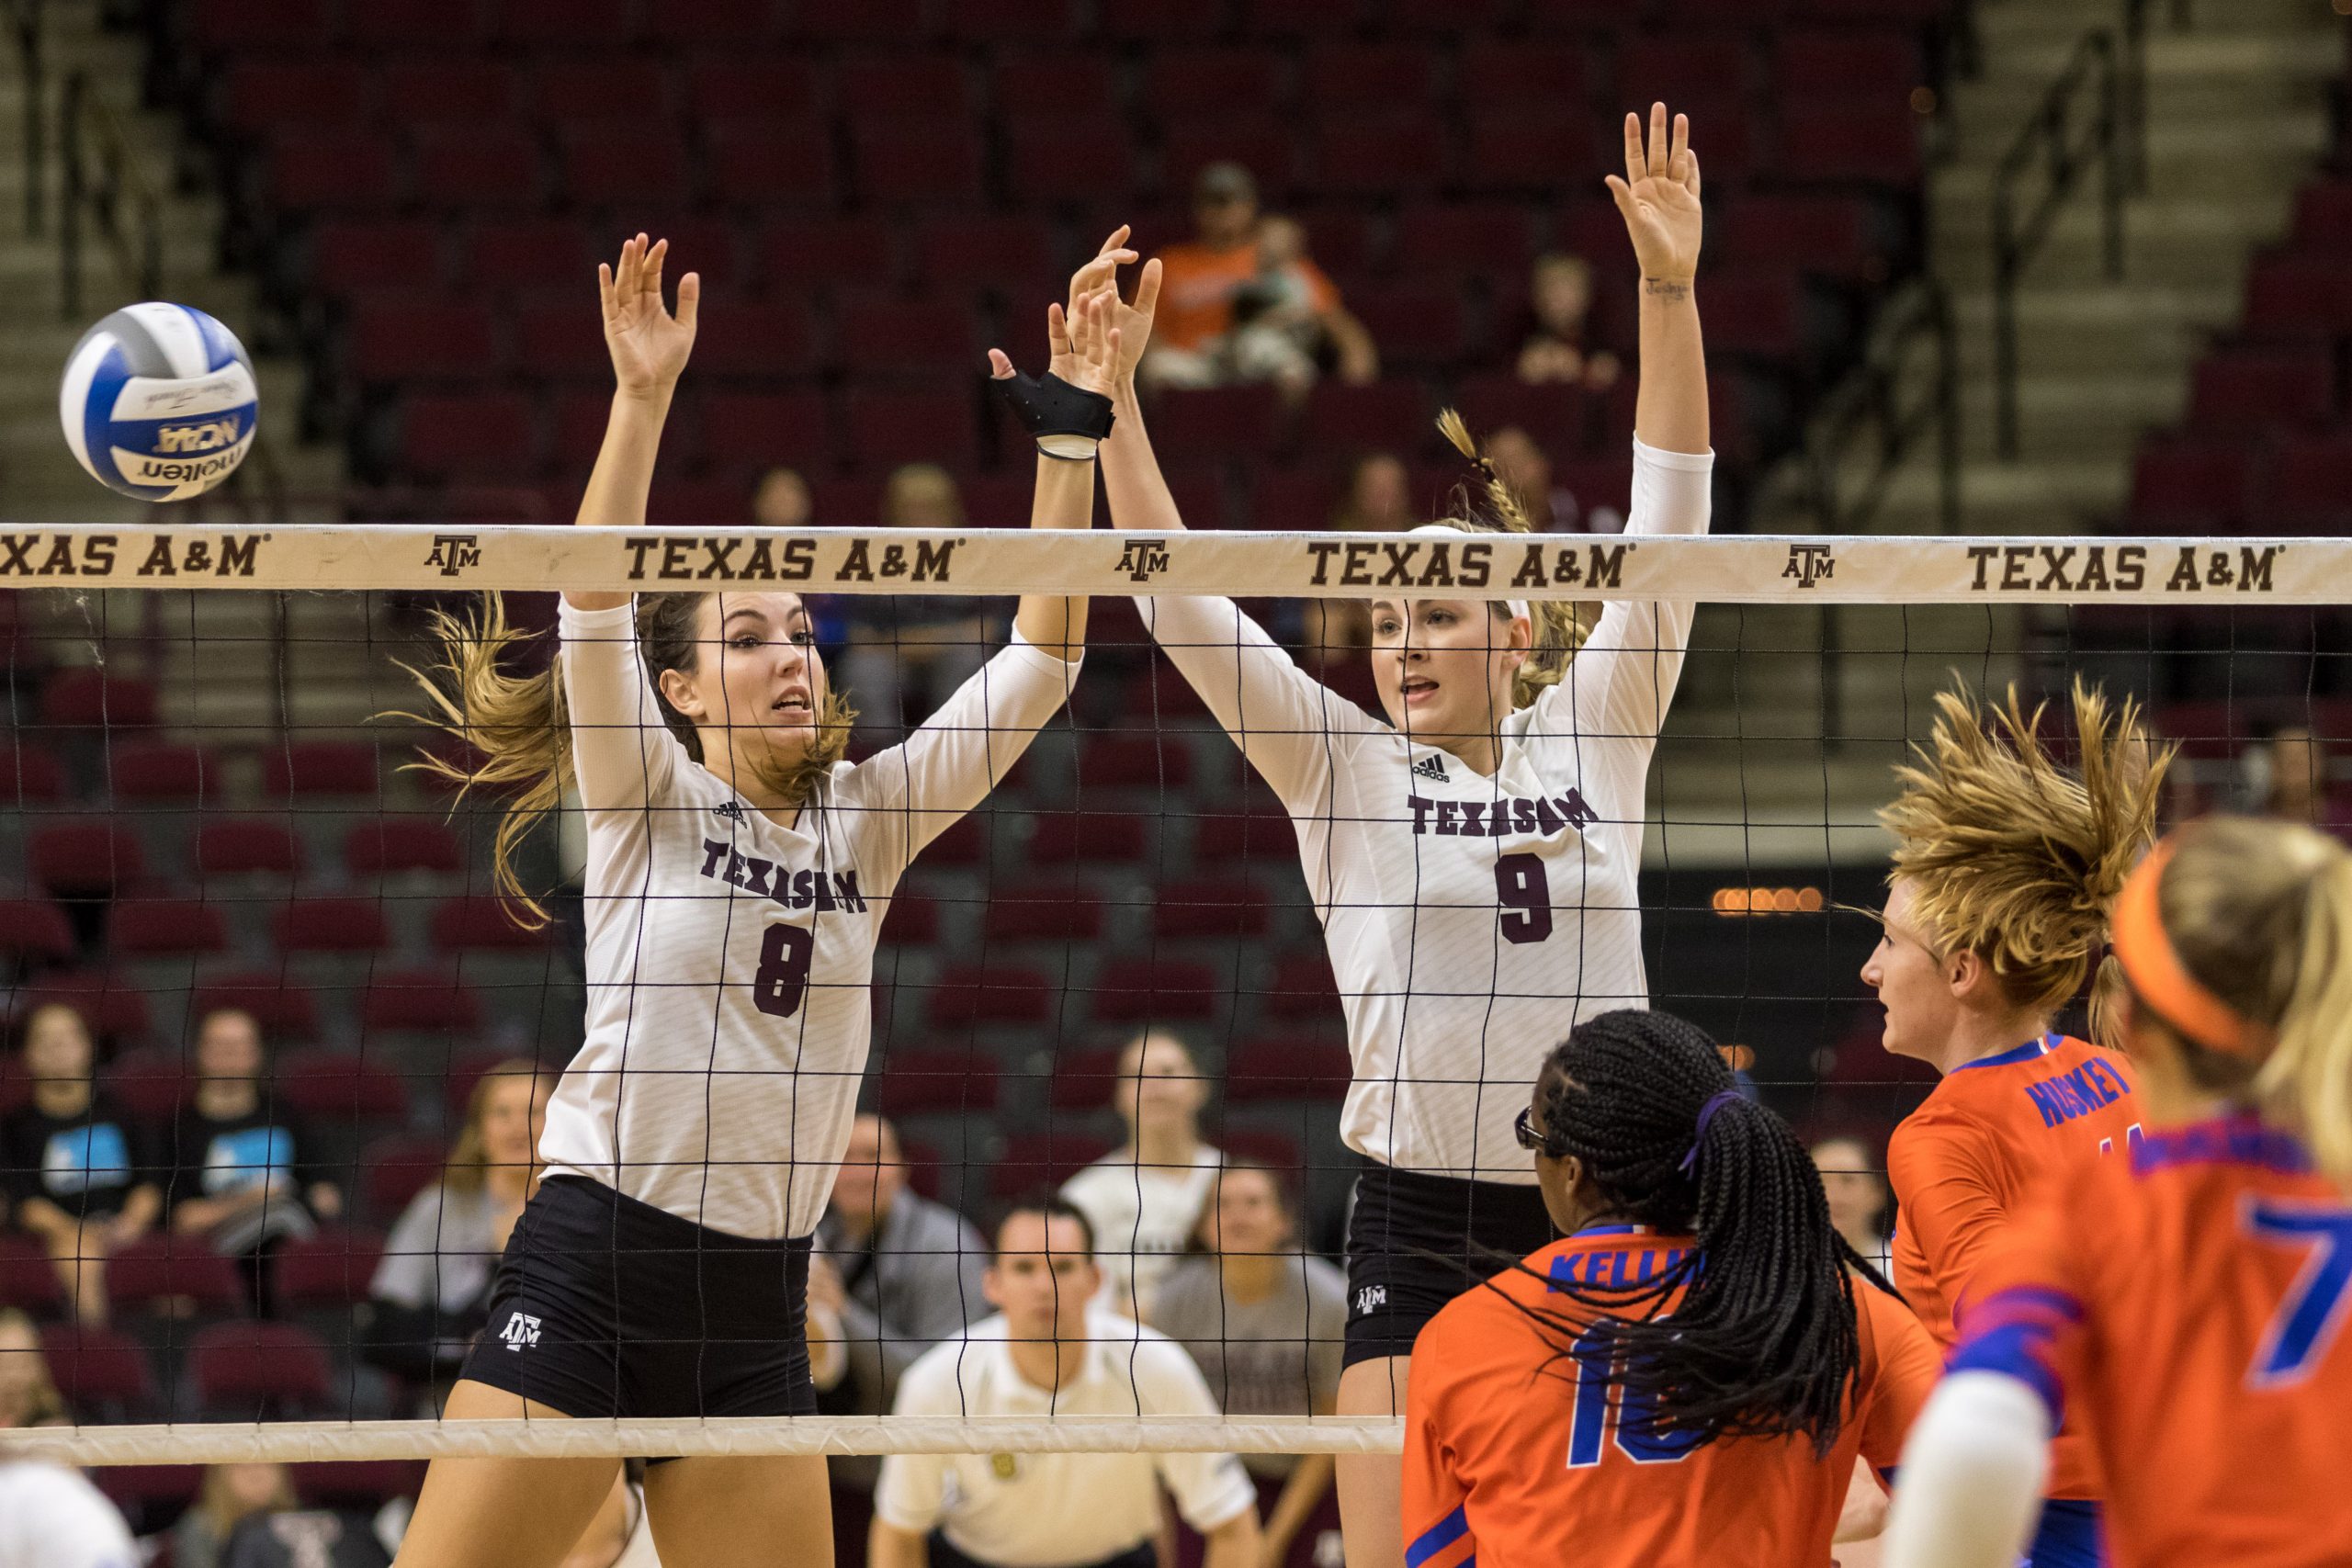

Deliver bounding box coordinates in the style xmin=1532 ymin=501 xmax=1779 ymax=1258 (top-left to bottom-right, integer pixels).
xmin=2242 ymin=1197 xmax=2352 ymax=1389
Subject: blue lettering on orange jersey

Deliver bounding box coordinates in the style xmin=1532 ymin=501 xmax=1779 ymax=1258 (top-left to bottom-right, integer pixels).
xmin=1950 ymin=1114 xmax=2352 ymax=1567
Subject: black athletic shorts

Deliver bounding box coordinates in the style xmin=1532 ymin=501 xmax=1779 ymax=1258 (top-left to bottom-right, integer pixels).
xmin=1342 ymin=1162 xmax=1555 ymax=1367
xmin=459 ymin=1174 xmax=816 ymax=1423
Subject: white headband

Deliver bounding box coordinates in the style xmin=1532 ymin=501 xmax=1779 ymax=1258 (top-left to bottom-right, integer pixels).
xmin=1405 ymin=524 xmax=1532 ymax=626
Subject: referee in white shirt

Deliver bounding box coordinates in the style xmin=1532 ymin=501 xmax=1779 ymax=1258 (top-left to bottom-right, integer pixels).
xmin=871 ymin=1198 xmax=1261 ymax=1568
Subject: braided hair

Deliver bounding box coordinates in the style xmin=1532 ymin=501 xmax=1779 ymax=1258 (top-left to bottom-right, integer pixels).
xmin=1433 ymin=409 xmax=1589 ymax=707
xmin=1501 ymin=1010 xmax=1870 ymax=1455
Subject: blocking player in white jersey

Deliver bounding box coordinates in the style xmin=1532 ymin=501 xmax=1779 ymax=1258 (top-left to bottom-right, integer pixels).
xmin=389 ymin=237 xmax=1120 ymax=1568
xmin=1085 ymin=107 xmax=1713 ymax=1568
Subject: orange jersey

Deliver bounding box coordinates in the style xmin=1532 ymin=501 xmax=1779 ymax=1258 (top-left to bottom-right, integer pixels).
xmin=1403 ymin=1226 xmax=1941 ymax=1568
xmin=1889 ymin=1032 xmax=2141 ymax=1500
xmin=1950 ymin=1114 xmax=2352 ymax=1568
xmin=1151 ymin=240 xmax=1340 ymax=351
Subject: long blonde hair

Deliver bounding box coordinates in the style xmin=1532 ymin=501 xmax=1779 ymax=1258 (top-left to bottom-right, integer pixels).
xmin=390 ymin=592 xmax=853 ymax=924
xmin=442 ymin=1056 xmax=549 ymax=1196
xmin=2149 ymin=816 xmax=2352 ymax=1188
xmin=1879 ymin=679 xmax=2172 ymax=1042
xmin=1435 ymin=409 xmax=1588 ymax=710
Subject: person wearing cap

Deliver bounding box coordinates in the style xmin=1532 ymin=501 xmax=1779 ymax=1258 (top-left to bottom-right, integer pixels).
xmin=1139 ymin=164 xmax=1369 ymax=394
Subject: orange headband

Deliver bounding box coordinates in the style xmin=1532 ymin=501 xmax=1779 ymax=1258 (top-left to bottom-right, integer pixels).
xmin=2110 ymin=838 xmax=2272 ymax=1057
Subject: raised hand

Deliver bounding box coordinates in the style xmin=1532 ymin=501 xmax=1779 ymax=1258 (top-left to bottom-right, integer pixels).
xmin=599 ymin=232 xmax=701 ymax=398
xmin=986 ymin=284 xmax=1122 ymax=399
xmin=1067 ymin=225 xmax=1161 ymax=390
xmin=1605 ymin=104 xmax=1702 ymax=290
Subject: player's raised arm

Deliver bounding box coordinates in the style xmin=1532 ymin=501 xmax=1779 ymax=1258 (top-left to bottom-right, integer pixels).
xmin=565 ymin=231 xmax=700 ymax=613
xmin=1608 ymin=104 xmax=1707 ymax=460
xmin=991 ymin=280 xmax=1120 ymax=660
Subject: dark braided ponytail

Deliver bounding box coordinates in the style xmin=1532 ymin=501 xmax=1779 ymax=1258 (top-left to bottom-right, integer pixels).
xmin=1500 ymin=1009 xmax=1864 ymax=1456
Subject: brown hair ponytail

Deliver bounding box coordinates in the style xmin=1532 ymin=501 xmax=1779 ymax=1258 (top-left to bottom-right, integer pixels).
xmin=1435 ymin=409 xmax=1589 ymax=709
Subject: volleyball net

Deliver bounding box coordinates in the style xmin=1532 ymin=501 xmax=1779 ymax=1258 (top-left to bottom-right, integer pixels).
xmin=2 ymin=522 xmax=2346 ymax=1470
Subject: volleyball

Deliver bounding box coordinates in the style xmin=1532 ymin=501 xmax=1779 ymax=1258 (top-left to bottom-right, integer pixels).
xmin=58 ymin=301 xmax=257 ymax=502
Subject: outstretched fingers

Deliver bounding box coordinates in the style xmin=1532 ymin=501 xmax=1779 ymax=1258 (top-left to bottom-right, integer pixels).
xmin=1647 ymin=102 xmax=1668 ymax=178
xmin=1047 ymin=300 xmax=1073 ymax=360
xmin=1620 ymin=111 xmax=1645 ymax=186
xmin=987 ymin=347 xmax=1015 ymax=379
xmin=1132 ymin=255 xmax=1163 ymax=321
xmin=673 ymin=269 xmax=700 ymax=332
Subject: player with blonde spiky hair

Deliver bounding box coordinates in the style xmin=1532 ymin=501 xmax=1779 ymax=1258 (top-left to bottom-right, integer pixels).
xmin=1860 ymin=678 xmax=2173 ymax=1568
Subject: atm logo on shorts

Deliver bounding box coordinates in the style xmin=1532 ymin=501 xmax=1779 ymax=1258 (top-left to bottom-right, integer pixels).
xmin=1353 ymin=1285 xmax=1387 ymax=1317
xmin=499 ymin=1312 xmax=542 ymax=1352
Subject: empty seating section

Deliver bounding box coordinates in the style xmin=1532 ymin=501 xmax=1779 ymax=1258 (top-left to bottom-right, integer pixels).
xmin=142 ymin=0 xmax=1955 ymax=516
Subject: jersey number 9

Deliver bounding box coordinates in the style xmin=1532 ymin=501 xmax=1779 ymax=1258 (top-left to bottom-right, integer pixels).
xmin=755 ymin=923 xmax=814 ymax=1018
xmin=1496 ymin=852 xmax=1555 ymax=944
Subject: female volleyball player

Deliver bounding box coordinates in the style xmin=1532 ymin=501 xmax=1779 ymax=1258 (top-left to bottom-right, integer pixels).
xmin=388 ymin=236 xmax=1119 ymax=1568
xmin=1403 ymin=1010 xmax=1943 ymax=1565
xmin=1883 ymin=817 xmax=2352 ymax=1568
xmin=1083 ymin=104 xmax=1713 ymax=1567
xmin=1860 ymin=680 xmax=2167 ymax=1568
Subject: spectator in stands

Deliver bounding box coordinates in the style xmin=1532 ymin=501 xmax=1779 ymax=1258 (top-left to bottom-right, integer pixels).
xmin=3 ymin=1003 xmax=159 ymax=1326
xmin=365 ymin=1060 xmax=551 ymax=1403
xmin=1216 ymin=216 xmax=1378 ymax=405
xmin=871 ymin=1196 xmax=1261 ymax=1568
xmin=1512 ymin=253 xmax=1622 ymax=392
xmin=1150 ymin=1163 xmax=1346 ymax=1568
xmin=839 ymin=464 xmax=996 ymax=745
xmin=1141 ymin=165 xmax=1369 ymax=395
xmin=2259 ymin=724 xmax=2349 ymax=835
xmin=752 ymin=465 xmax=812 ymax=533
xmin=172 ymin=1463 xmax=297 ymax=1568
xmin=1810 ymin=1134 xmax=1894 ymax=1276
xmin=166 ymin=1009 xmax=340 ymax=1269
xmin=813 ymin=1113 xmax=989 ymax=1416
xmin=1483 ymin=425 xmax=1623 ymax=535
xmin=1061 ymin=1032 xmax=1225 ymax=1319
xmin=0 ymin=1307 xmax=66 ymax=1427
xmin=1306 ymin=454 xmax=1417 ymax=655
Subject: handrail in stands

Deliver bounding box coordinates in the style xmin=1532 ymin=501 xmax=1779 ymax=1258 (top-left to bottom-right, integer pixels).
xmin=1801 ymin=276 xmax=1961 ymax=537
xmin=0 ymin=0 xmax=41 ymax=235
xmin=58 ymin=66 xmax=163 ymax=318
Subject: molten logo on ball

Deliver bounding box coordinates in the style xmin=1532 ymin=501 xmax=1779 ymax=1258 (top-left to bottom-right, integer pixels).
xmin=61 ymin=302 xmax=259 ymax=502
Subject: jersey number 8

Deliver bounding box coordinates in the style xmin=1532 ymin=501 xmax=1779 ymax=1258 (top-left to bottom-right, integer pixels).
xmin=755 ymin=924 xmax=814 ymax=1018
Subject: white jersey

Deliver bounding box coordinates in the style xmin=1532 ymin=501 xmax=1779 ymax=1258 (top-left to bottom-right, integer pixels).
xmin=539 ymin=601 xmax=1079 ymax=1238
xmin=1143 ymin=439 xmax=1713 ymax=1183
xmin=0 ymin=1462 xmax=138 ymax=1568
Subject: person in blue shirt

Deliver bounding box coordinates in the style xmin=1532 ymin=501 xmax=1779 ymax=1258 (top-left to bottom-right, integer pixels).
xmin=2 ymin=1004 xmax=159 ymax=1327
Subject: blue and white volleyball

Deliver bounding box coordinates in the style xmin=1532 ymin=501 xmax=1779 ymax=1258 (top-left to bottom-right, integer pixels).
xmin=60 ymin=302 xmax=258 ymax=502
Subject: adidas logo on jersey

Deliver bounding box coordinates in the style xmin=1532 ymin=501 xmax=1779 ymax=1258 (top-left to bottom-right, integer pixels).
xmin=498 ymin=1312 xmax=542 ymax=1352
xmin=713 ymin=800 xmax=749 ymax=825
xmin=1410 ymin=754 xmax=1449 ymax=783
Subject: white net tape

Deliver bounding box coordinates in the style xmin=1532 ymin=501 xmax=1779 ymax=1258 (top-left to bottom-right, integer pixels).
xmin=0 ymin=523 xmax=2328 ymax=603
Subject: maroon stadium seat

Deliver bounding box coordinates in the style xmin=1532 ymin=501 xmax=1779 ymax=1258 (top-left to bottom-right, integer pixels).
xmin=1342 ymin=282 xmax=1470 ymax=370
xmin=559 ymin=126 xmax=694 ymax=209
xmin=1160 ymin=116 xmax=1297 ymax=201
xmin=400 ymin=391 xmax=539 ymax=481
xmin=514 ymin=295 xmax=619 ymax=380
xmin=431 ymin=895 xmax=549 ymax=952
xmin=1719 ymin=194 xmax=1881 ymax=282
xmin=705 ymin=122 xmax=836 ymax=209
xmin=852 ymin=120 xmax=987 ymax=207
xmin=757 ymin=217 xmax=900 ymax=294
xmin=1152 ymin=876 xmax=1274 ymax=942
xmin=40 ymin=1325 xmax=159 ymax=1419
xmin=1701 ymin=270 xmax=1810 ymax=359
xmin=1388 ymin=0 xmax=1511 ymax=28
xmin=2128 ymin=439 xmax=2251 ymax=534
xmin=701 ymin=389 xmax=834 ymax=473
xmin=878 ymin=888 xmax=940 ymax=946
xmin=361 ymin=1134 xmax=447 ymax=1223
xmin=2241 ymin=254 xmax=2352 ymax=341
xmin=1047 ymin=1047 xmax=1122 ymax=1111
xmin=360 ymin=967 xmax=483 ymax=1032
xmin=345 ymin=820 xmax=463 ymax=877
xmin=1238 ymin=0 xmax=1366 ymax=38
xmin=463 ymin=217 xmax=594 ymax=293
xmin=28 ymin=820 xmax=146 ymax=898
xmin=1459 ymin=39 xmax=1594 ymax=107
xmin=2188 ymin=348 xmax=2335 ymax=436
xmin=194 ymin=819 xmax=304 ymax=878
xmin=688 ymin=299 xmax=820 ymax=380
xmin=107 ymin=1236 xmax=248 ymax=1317
xmin=101 ymin=1046 xmax=192 ymax=1123
xmin=0 ymin=1234 xmax=63 ymax=1313
xmin=0 ymin=743 xmax=66 ymax=803
xmin=1225 ymin=1037 xmax=1351 ymax=1104
xmin=21 ymin=972 xmax=151 ymax=1045
xmin=1151 ymin=385 xmax=1286 ymax=461
xmin=40 ymin=668 xmax=158 ymax=728
xmin=1141 ymin=49 xmax=1285 ymax=122
xmin=642 ymin=0 xmax=780 ymax=45
xmin=104 ymin=742 xmax=212 ymax=804
xmin=838 ymin=52 xmax=975 ymax=118
xmin=1007 ymin=119 xmax=1145 ymax=209
xmin=1777 ymin=101 xmax=1922 ymax=185
xmin=493 ymin=0 xmax=631 ymax=47
xmin=0 ymin=897 xmax=74 ymax=963
xmin=1463 ymin=107 xmax=1596 ymax=192
xmin=1391 ymin=202 xmax=1536 ymax=287
xmin=1615 ymin=35 xmax=1752 ymax=107
xmin=189 ymin=972 xmax=323 ymax=1041
xmin=274 ymin=1049 xmax=410 ymax=1126
xmin=1191 ymin=802 xmax=1296 ymax=864
xmin=843 ymin=387 xmax=979 ymax=471
xmin=110 ymin=896 xmax=230 ymax=957
xmin=987 ymin=880 xmax=1106 ymax=942
xmin=2255 ymin=435 xmax=2352 ymax=534
xmin=991 ymin=51 xmax=1118 ymax=118
xmin=271 ymin=897 xmax=393 ymax=955
xmin=310 ymin=220 xmax=442 ymax=298
xmin=274 ymin=1225 xmax=387 ymax=1312
xmin=940 ymin=0 xmax=1075 ymax=44
xmin=411 ymin=124 xmax=545 ymax=209
xmin=1453 ymin=375 xmax=1584 ymax=450
xmin=677 ymin=57 xmax=823 ymax=123
xmin=1299 ymin=380 xmax=1433 ymax=457
xmin=1775 ymin=28 xmax=1926 ymax=97
xmin=267 ymin=130 xmax=399 ymax=211
xmin=1302 ymin=43 xmax=1436 ymax=110
xmin=913 ymin=214 xmax=1059 ymax=297
xmin=989 ymin=1133 xmax=1114 ymax=1197
xmin=190 ymin=1321 xmax=336 ymax=1416
xmin=379 ymin=57 xmax=518 ymax=122
xmin=1026 ymin=808 xmax=1153 ymax=865
xmin=2290 ymin=179 xmax=2352 ymax=252
xmin=1308 ymin=113 xmax=1450 ymax=197
xmin=1262 ymin=950 xmax=1341 ymax=1020
xmin=875 ymin=1050 xmax=1003 ymax=1116
xmin=927 ymin=961 xmax=1055 ymax=1028
xmin=192 ymin=0 xmax=326 ymax=50
xmin=349 ymin=299 xmax=503 ymax=382
xmin=1090 ymin=956 xmax=1222 ymax=1023
xmin=1097 ymin=0 xmax=1221 ymax=42
xmin=223 ymin=61 xmax=372 ymax=131
xmin=1078 ymin=732 xmax=1197 ymax=791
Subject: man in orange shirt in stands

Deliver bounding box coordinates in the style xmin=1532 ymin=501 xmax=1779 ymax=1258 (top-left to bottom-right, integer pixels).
xmin=1142 ymin=163 xmax=1374 ymax=396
